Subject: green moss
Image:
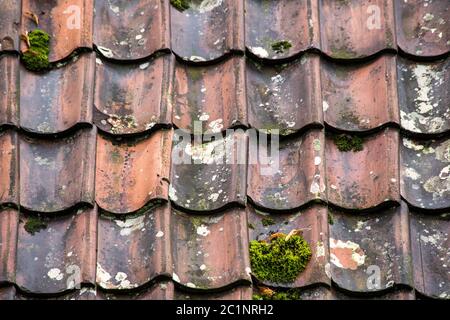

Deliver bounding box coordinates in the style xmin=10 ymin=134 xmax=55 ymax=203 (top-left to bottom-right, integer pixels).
xmin=271 ymin=40 xmax=292 ymax=54
xmin=249 ymin=234 xmax=312 ymax=284
xmin=21 ymin=29 xmax=51 ymax=72
xmin=248 ymin=223 xmax=255 ymax=230
xmin=333 ymin=134 xmax=364 ymax=152
xmin=170 ymin=0 xmax=190 ymax=11
xmin=253 ymin=289 xmax=302 ymax=300
xmin=330 ymin=46 xmax=358 ymax=59
xmin=261 ymin=217 xmax=275 ymax=227
xmin=328 ymin=212 xmax=334 ymax=225
xmin=24 ymin=216 xmax=47 ymax=235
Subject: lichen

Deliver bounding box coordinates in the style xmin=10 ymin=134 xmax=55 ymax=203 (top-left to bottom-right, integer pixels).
xmin=170 ymin=0 xmax=190 ymax=11
xmin=261 ymin=217 xmax=275 ymax=227
xmin=333 ymin=134 xmax=364 ymax=152
xmin=249 ymin=233 xmax=312 ymax=284
xmin=253 ymin=288 xmax=302 ymax=300
xmin=24 ymin=216 xmax=47 ymax=235
xmin=271 ymin=40 xmax=292 ymax=54
xmin=21 ymin=29 xmax=50 ymax=72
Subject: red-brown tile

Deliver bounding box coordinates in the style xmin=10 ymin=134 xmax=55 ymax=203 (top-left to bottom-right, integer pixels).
xmin=247 ymin=54 xmax=322 ymax=134
xmin=171 ymin=208 xmax=251 ymax=290
xmin=320 ymin=0 xmax=396 ymax=59
xmin=247 ymin=205 xmax=330 ymax=288
xmin=16 ymin=207 xmax=97 ymax=294
xmin=0 ymin=55 xmax=19 ymax=127
xmin=98 ymin=281 xmax=174 ymax=300
xmin=170 ymin=130 xmax=247 ymax=212
xmin=0 ymin=209 xmax=18 ymax=284
xmin=0 ymin=130 xmax=18 ymax=206
xmin=0 ymin=285 xmax=17 ymax=300
xmin=397 ymin=57 xmax=449 ymax=134
xmin=410 ymin=210 xmax=450 ymax=299
xmin=173 ymin=57 xmax=246 ymax=133
xmin=326 ymin=129 xmax=400 ymax=210
xmin=93 ymin=0 xmax=169 ymax=60
xmin=329 ymin=205 xmax=413 ymax=293
xmin=96 ymin=130 xmax=172 ymax=214
xmin=331 ymin=287 xmax=416 ymax=300
xmin=0 ymin=0 xmax=21 ymax=52
xmin=322 ymin=55 xmax=399 ymax=131
xmin=395 ymin=0 xmax=449 ymax=57
xmin=20 ymin=127 xmax=96 ymax=212
xmin=94 ymin=54 xmax=173 ymax=135
xmin=245 ymin=0 xmax=320 ymax=60
xmin=401 ymin=136 xmax=450 ymax=210
xmin=97 ymin=205 xmax=171 ymax=290
xmin=20 ymin=53 xmax=94 ymax=134
xmin=248 ymin=130 xmax=325 ymax=211
xmin=170 ymin=0 xmax=244 ymax=62
xmin=21 ymin=0 xmax=93 ymax=62
xmin=175 ymin=286 xmax=252 ymax=300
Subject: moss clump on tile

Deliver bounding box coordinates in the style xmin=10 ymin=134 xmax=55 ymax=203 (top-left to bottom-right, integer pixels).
xmin=249 ymin=233 xmax=312 ymax=284
xmin=21 ymin=29 xmax=51 ymax=72
xmin=253 ymin=287 xmax=302 ymax=300
xmin=24 ymin=216 xmax=47 ymax=235
xmin=170 ymin=0 xmax=190 ymax=11
xmin=261 ymin=217 xmax=275 ymax=227
xmin=271 ymin=40 xmax=292 ymax=54
xmin=333 ymin=134 xmax=364 ymax=152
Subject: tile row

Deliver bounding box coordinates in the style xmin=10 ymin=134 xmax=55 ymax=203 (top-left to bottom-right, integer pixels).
xmin=1 ymin=0 xmax=448 ymax=61
xmin=1 ymin=127 xmax=449 ymax=213
xmin=1 ymin=53 xmax=449 ymax=136
xmin=1 ymin=202 xmax=448 ymax=298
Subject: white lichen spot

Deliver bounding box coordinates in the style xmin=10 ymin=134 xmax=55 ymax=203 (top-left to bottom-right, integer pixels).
xmin=139 ymin=62 xmax=150 ymax=70
xmin=47 ymin=268 xmax=64 ymax=281
xmin=95 ymin=58 xmax=103 ymax=65
xmin=208 ymin=118 xmax=223 ymax=133
xmin=314 ymin=156 xmax=322 ymax=166
xmin=423 ymin=13 xmax=434 ymax=21
xmin=169 ymin=184 xmax=178 ymax=202
xmin=412 ymin=64 xmax=443 ymax=114
xmin=245 ymin=267 xmax=252 ymax=276
xmin=324 ymin=263 xmax=331 ymax=279
xmin=200 ymin=264 xmax=207 ymax=271
xmin=97 ymin=46 xmax=114 ymax=58
xmin=197 ymin=224 xmax=210 ymax=237
xmin=208 ymin=193 xmax=219 ymax=202
xmin=404 ymin=167 xmax=421 ymax=180
xmin=316 ymin=241 xmax=325 ymax=258
xmin=186 ymin=282 xmax=196 ymax=288
xmin=156 ymin=230 xmax=164 ymax=238
xmin=96 ymin=263 xmax=112 ymax=287
xmin=172 ymin=272 xmax=180 ymax=283
xmin=249 ymin=46 xmax=269 ymax=58
xmin=110 ymin=5 xmax=120 ymax=14
xmin=323 ymin=101 xmax=329 ymax=112
xmin=330 ymin=238 xmax=366 ymax=270
xmin=190 ymin=0 xmax=223 ymax=13
xmin=199 ymin=113 xmax=210 ymax=121
xmin=189 ymin=55 xmax=206 ymax=62
xmin=402 ymin=138 xmax=424 ymax=151
xmin=115 ymin=216 xmax=145 ymax=236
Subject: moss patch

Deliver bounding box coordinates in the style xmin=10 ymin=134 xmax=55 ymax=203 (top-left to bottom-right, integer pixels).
xmin=271 ymin=40 xmax=292 ymax=54
xmin=170 ymin=0 xmax=190 ymax=11
xmin=333 ymin=134 xmax=364 ymax=152
xmin=249 ymin=233 xmax=312 ymax=284
xmin=328 ymin=212 xmax=334 ymax=225
xmin=261 ymin=217 xmax=275 ymax=227
xmin=253 ymin=288 xmax=302 ymax=300
xmin=24 ymin=216 xmax=47 ymax=235
xmin=21 ymin=29 xmax=51 ymax=72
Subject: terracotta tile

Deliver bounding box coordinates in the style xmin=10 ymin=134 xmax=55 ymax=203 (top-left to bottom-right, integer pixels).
xmin=20 ymin=127 xmax=96 ymax=212
xmin=16 ymin=207 xmax=97 ymax=294
xmin=0 ymin=285 xmax=17 ymax=300
xmin=247 ymin=204 xmax=330 ymax=288
xmin=0 ymin=209 xmax=18 ymax=284
xmin=98 ymin=281 xmax=174 ymax=300
xmin=0 ymin=0 xmax=21 ymax=52
xmin=21 ymin=0 xmax=93 ymax=62
xmin=97 ymin=205 xmax=171 ymax=290
xmin=245 ymin=0 xmax=320 ymax=60
xmin=410 ymin=209 xmax=450 ymax=299
xmin=397 ymin=57 xmax=449 ymax=134
xmin=171 ymin=208 xmax=251 ymax=289
xmin=170 ymin=0 xmax=244 ymax=62
xmin=248 ymin=130 xmax=326 ymax=211
xmin=329 ymin=205 xmax=413 ymax=293
xmin=320 ymin=0 xmax=396 ymax=59
xmin=247 ymin=54 xmax=322 ymax=134
xmin=331 ymin=287 xmax=416 ymax=300
xmin=0 ymin=55 xmax=19 ymax=127
xmin=175 ymin=286 xmax=252 ymax=300
xmin=96 ymin=130 xmax=172 ymax=214
xmin=93 ymin=0 xmax=169 ymax=60
xmin=170 ymin=130 xmax=247 ymax=212
xmin=94 ymin=54 xmax=173 ymax=135
xmin=172 ymin=57 xmax=246 ymax=134
xmin=322 ymin=55 xmax=399 ymax=131
xmin=401 ymin=136 xmax=450 ymax=210
xmin=20 ymin=53 xmax=94 ymax=134
xmin=0 ymin=130 xmax=19 ymax=206
xmin=395 ymin=0 xmax=449 ymax=57
xmin=326 ymin=128 xmax=400 ymax=210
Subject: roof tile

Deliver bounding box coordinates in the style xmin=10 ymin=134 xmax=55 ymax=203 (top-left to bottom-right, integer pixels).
xmin=0 ymin=209 xmax=18 ymax=284
xmin=0 ymin=130 xmax=19 ymax=206
xmin=0 ymin=0 xmax=21 ymax=52
xmin=0 ymin=55 xmax=19 ymax=127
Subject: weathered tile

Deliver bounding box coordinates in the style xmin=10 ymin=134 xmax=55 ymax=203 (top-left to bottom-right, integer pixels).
xmin=246 ymin=54 xmax=322 ymax=134
xmin=175 ymin=286 xmax=252 ymax=300
xmin=21 ymin=0 xmax=93 ymax=61
xmin=322 ymin=55 xmax=399 ymax=131
xmin=0 ymin=55 xmax=19 ymax=127
xmin=401 ymin=136 xmax=450 ymax=210
xmin=245 ymin=0 xmax=320 ymax=59
xmin=172 ymin=57 xmax=246 ymax=134
xmin=248 ymin=130 xmax=325 ymax=211
xmin=0 ymin=209 xmax=18 ymax=284
xmin=395 ymin=0 xmax=449 ymax=57
xmin=170 ymin=130 xmax=247 ymax=212
xmin=20 ymin=127 xmax=96 ymax=212
xmin=0 ymin=0 xmax=21 ymax=52
xmin=96 ymin=130 xmax=172 ymax=214
xmin=320 ymin=0 xmax=396 ymax=59
xmin=20 ymin=53 xmax=94 ymax=134
xmin=97 ymin=205 xmax=171 ymax=290
xmin=98 ymin=281 xmax=173 ymax=300
xmin=171 ymin=208 xmax=251 ymax=289
xmin=94 ymin=0 xmax=169 ymax=60
xmin=94 ymin=54 xmax=173 ymax=135
xmin=326 ymin=128 xmax=400 ymax=210
xmin=397 ymin=57 xmax=449 ymax=134
xmin=170 ymin=0 xmax=244 ymax=62
xmin=16 ymin=207 xmax=97 ymax=294
xmin=0 ymin=130 xmax=18 ymax=206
